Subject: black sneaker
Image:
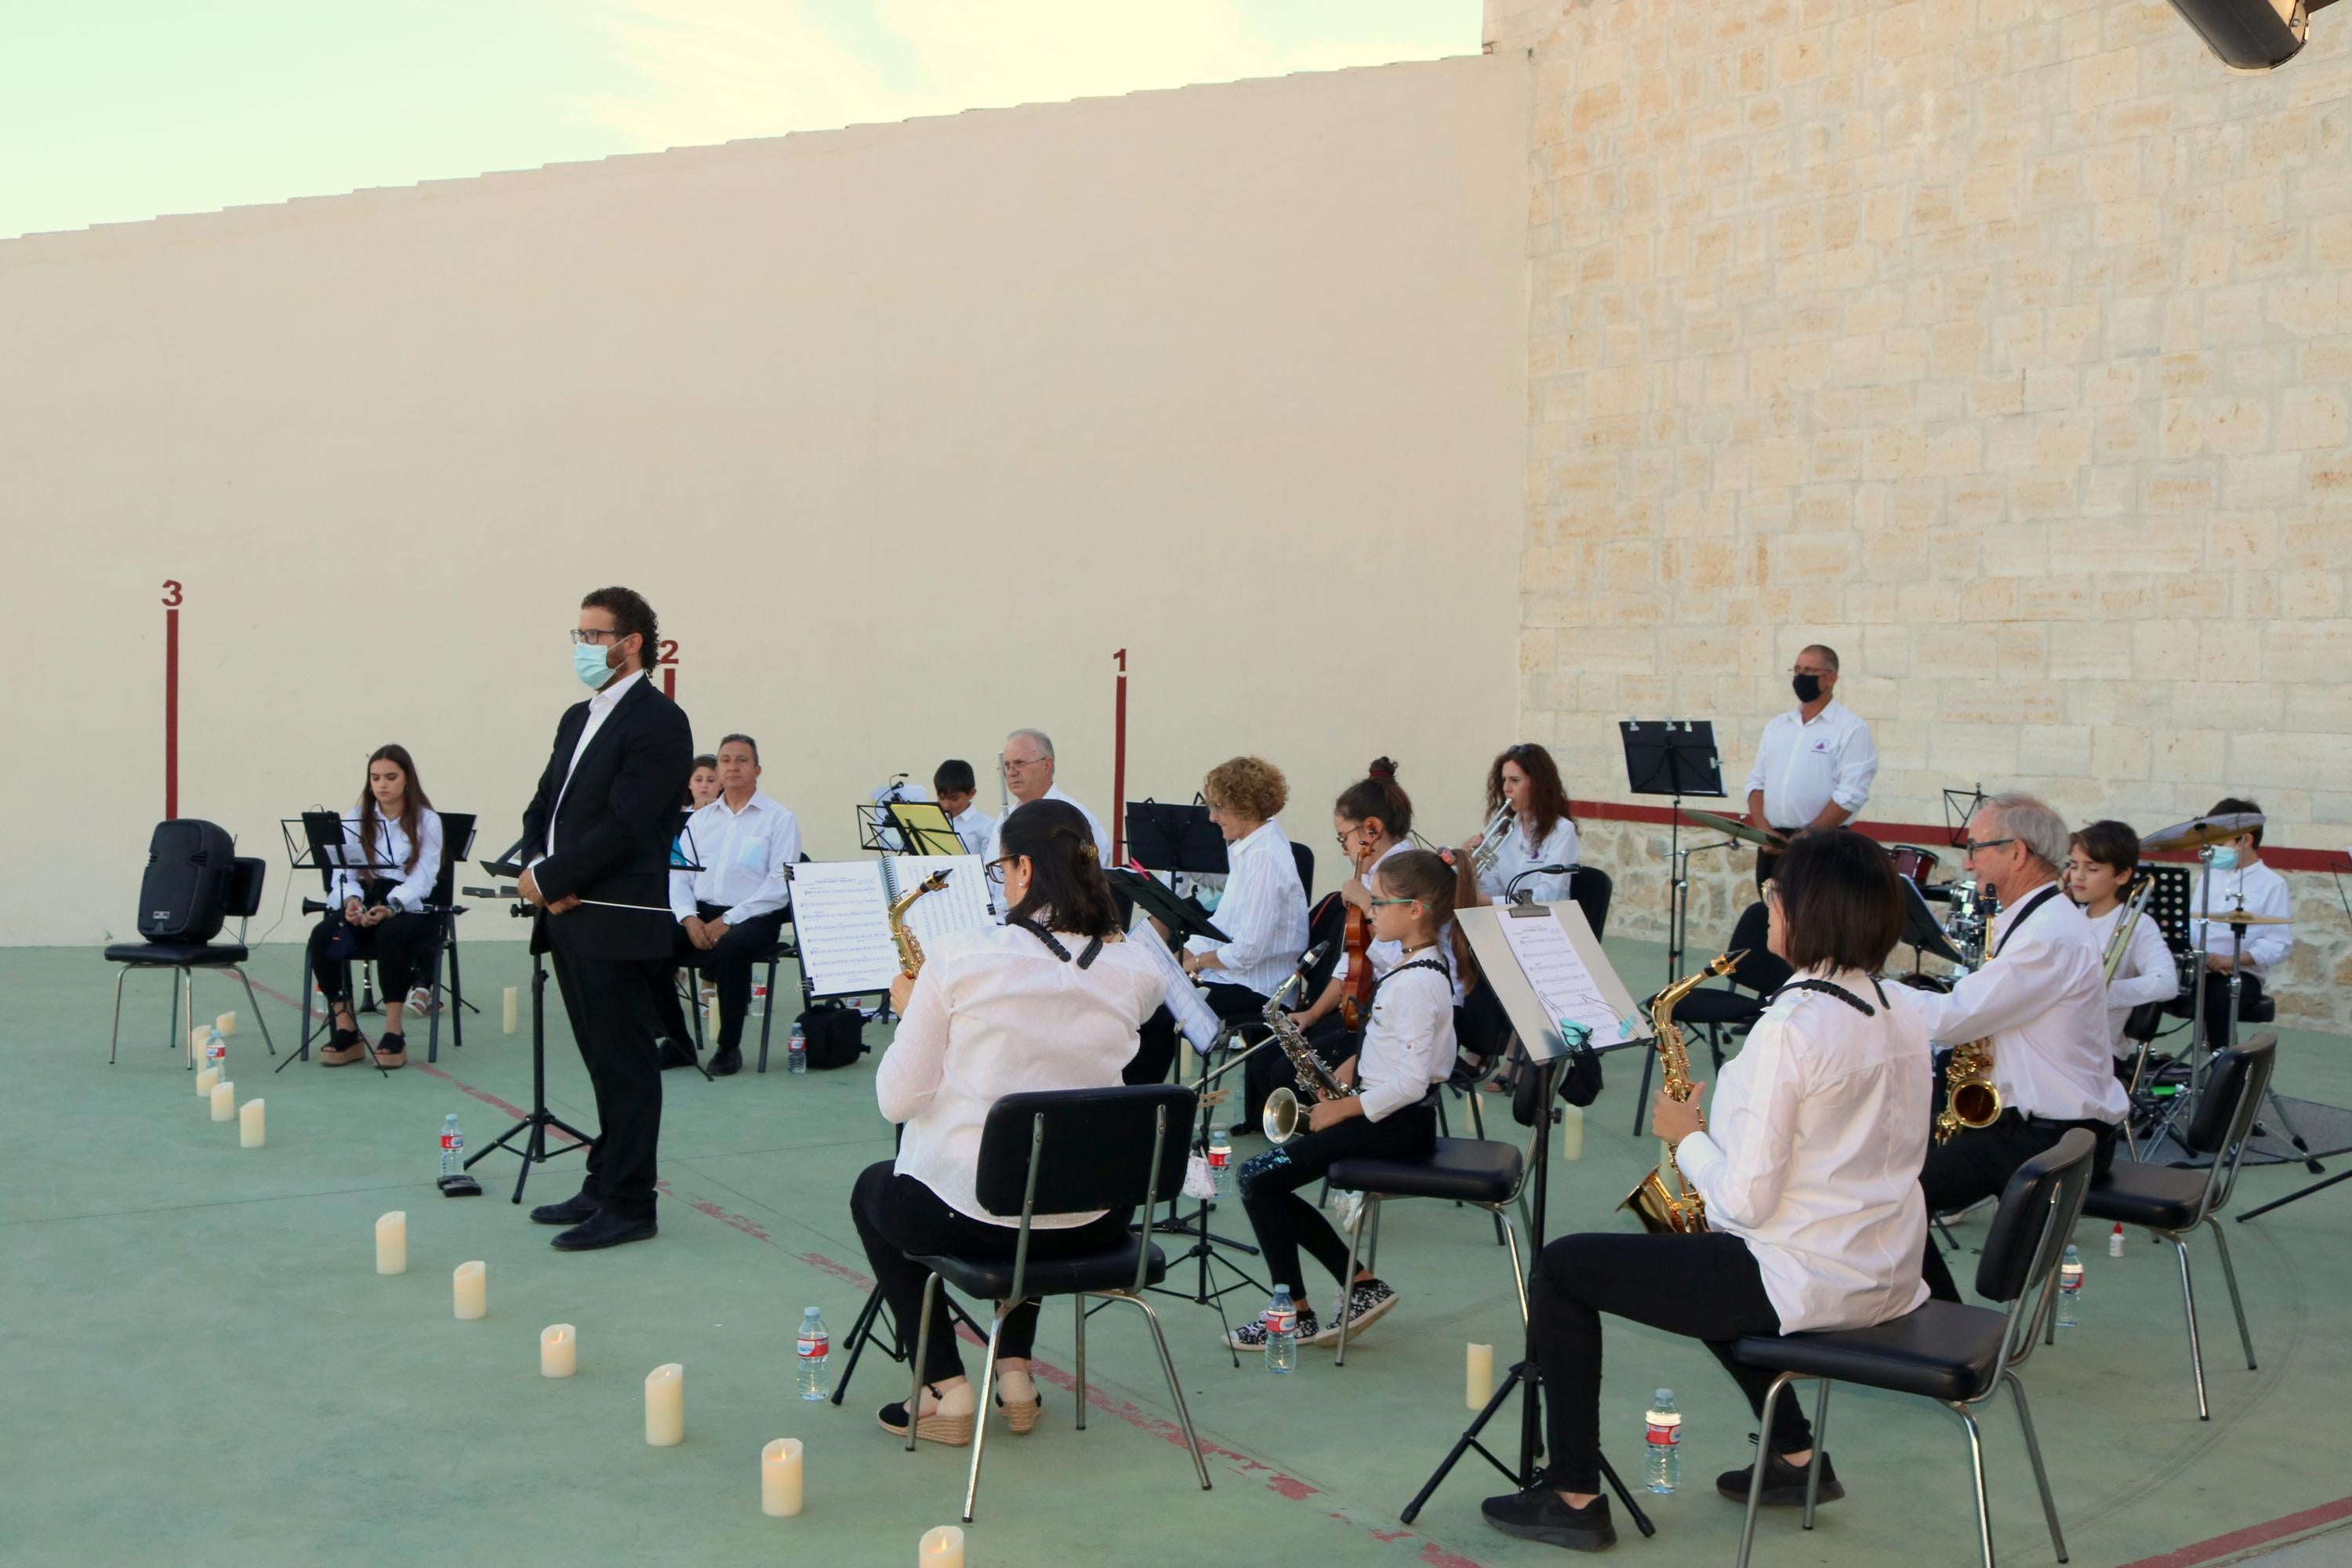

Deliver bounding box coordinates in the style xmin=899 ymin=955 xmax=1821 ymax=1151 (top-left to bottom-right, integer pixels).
xmin=1307 ymin=1278 xmax=1397 ymax=1345
xmin=1716 ymin=1443 xmax=1842 ymax=1507
xmin=710 ymin=1047 xmax=743 ymax=1076
xmin=1481 ymin=1483 xmax=1616 ymax=1551
xmin=1224 ymin=1307 xmax=1319 ymax=1351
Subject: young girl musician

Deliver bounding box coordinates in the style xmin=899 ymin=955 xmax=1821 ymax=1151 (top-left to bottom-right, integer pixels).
xmin=2066 ymin=819 xmax=2177 ymax=1077
xmin=306 ymin=745 xmax=445 ymax=1069
xmin=1228 ymin=848 xmax=1460 ymax=1349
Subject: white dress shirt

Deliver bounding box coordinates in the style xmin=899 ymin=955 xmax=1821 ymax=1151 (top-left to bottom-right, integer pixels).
xmin=1744 ymin=699 xmax=1878 ymax=829
xmin=1891 ymin=881 xmax=2129 ymax=1124
xmin=1475 ymin=814 xmax=1581 ymax=905
xmin=880 ymin=924 xmax=1168 ymax=1228
xmin=985 ymin=782 xmax=1112 ymax=866
xmin=669 ymin=789 xmax=800 ymax=924
xmin=2083 ymin=902 xmax=2178 ymax=1059
xmin=329 ymin=807 xmax=445 ymax=913
xmin=1676 ymin=968 xmax=1932 ymax=1334
xmin=1184 ymin=818 xmax=1309 ymax=996
xmin=1337 ymin=840 xmax=1462 ymax=999
xmin=950 ymin=804 xmax=996 ymax=856
xmin=1355 ymin=956 xmax=1457 ymax=1121
xmin=2188 ymin=860 xmax=2294 ymax=979
xmin=547 ymin=668 xmax=645 ymax=855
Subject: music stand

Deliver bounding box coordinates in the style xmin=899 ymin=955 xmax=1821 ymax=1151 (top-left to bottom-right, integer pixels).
xmin=1125 ymin=800 xmax=1228 ymax=877
xmin=887 ymin=800 xmax=967 ymax=858
xmin=1942 ymin=785 xmax=1987 ymax=849
xmin=1621 ymin=720 xmax=1726 ymax=984
xmin=1898 ymin=877 xmax=1966 ymax=970
xmin=1108 ymin=867 xmax=1231 ymax=949
xmin=281 ymin=814 xmax=402 ymax=1075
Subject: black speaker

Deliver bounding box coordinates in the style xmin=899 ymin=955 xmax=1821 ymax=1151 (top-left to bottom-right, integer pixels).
xmin=136 ymin=818 xmax=237 ymax=943
xmin=2164 ymin=0 xmax=2321 ymax=70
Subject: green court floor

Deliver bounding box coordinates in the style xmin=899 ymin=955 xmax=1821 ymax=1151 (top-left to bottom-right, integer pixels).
xmin=7 ymin=938 xmax=2350 ymax=1568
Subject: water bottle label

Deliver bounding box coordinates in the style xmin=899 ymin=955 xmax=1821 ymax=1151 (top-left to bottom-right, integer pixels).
xmin=797 ymin=1333 xmax=829 ymax=1359
xmin=1267 ymin=1306 xmax=1295 ymax=1336
xmin=1646 ymin=1420 xmax=1681 ymax=1446
xmin=440 ymin=1134 xmax=456 ymax=1151
xmin=1207 ymin=1145 xmax=1230 ymax=1170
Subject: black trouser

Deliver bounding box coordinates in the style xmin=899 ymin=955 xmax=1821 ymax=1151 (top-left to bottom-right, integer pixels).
xmin=1242 ymin=1013 xmax=1353 ymax=1130
xmin=307 ymin=900 xmax=439 ymax=1007
xmin=1530 ymin=1231 xmax=1797 ymax=1495
xmin=1918 ymin=1110 xmax=2115 ymax=1301
xmin=549 ymin=942 xmax=667 ymax=1221
xmin=849 ymin=1163 xmax=1134 ymax=1385
xmin=658 ymin=902 xmax=786 ymax=1053
xmin=2198 ymin=970 xmax=2266 ymax=1050
xmin=1235 ymin=1100 xmax=1436 ymax=1309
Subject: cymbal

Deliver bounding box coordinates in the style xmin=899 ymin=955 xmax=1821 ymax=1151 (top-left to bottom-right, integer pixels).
xmin=2196 ymin=909 xmax=2292 ymax=925
xmin=2141 ymin=811 xmax=2266 ymax=852
xmin=1682 ymin=807 xmax=1787 ymax=851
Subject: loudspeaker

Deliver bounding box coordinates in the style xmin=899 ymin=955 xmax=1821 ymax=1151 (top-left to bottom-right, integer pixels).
xmin=2164 ymin=0 xmax=2321 ymax=71
xmin=136 ymin=818 xmax=237 ymax=943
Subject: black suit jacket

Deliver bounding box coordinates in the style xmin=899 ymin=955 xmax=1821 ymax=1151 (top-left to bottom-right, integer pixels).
xmin=520 ymin=676 xmax=694 ymax=961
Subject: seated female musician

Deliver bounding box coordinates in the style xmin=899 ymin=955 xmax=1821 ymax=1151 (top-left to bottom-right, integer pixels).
xmin=1228 ymin=848 xmax=1459 ymax=1349
xmin=848 ymin=800 xmax=1167 ymax=1445
xmin=307 ymin=745 xmax=445 ymax=1069
xmin=2066 ymin=820 xmax=2177 ymax=1079
xmin=1181 ymin=756 xmax=1311 ymax=1019
xmin=1461 ymin=742 xmax=1581 ymax=908
xmin=1483 ymin=829 xmax=1929 ymax=1553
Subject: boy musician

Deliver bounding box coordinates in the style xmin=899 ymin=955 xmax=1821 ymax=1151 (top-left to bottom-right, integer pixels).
xmin=2187 ymin=797 xmax=2292 ymax=1047
xmin=2064 ymin=820 xmax=2177 ymax=1077
xmin=934 ymin=759 xmax=996 ymax=856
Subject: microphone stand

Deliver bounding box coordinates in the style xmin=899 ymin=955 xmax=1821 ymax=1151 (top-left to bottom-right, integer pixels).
xmin=463 ymin=900 xmax=595 ymax=1203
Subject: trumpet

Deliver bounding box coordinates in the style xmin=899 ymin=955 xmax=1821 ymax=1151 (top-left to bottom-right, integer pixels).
xmin=1260 ymin=971 xmax=1348 ymax=1144
xmin=1468 ymin=804 xmax=1514 ymax=876
xmin=887 ymin=869 xmax=952 ymax=977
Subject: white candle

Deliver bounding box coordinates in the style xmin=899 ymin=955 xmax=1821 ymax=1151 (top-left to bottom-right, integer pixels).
xmin=920 ymin=1525 xmax=964 ymax=1566
xmin=195 ymin=1065 xmax=219 ymax=1098
xmin=376 ymin=1212 xmax=408 ymax=1274
xmin=239 ymin=1098 xmax=266 ymax=1148
xmin=645 ymin=1363 xmax=684 ymax=1446
xmin=216 ymin=1011 xmax=238 ymax=1037
xmin=210 ymin=1080 xmax=235 ymax=1122
xmin=1468 ymin=1342 xmax=1495 ymax=1410
xmin=542 ymin=1323 xmax=577 ymax=1377
xmin=503 ymin=986 xmax=518 ymax=1034
xmin=761 ymin=1437 xmax=804 ymax=1516
xmin=190 ymin=1025 xmax=210 ymax=1054
xmin=706 ymin=996 xmax=721 ymax=1036
xmin=1559 ymin=1103 xmax=1584 ymax=1162
xmin=453 ymin=1261 xmax=487 ymax=1319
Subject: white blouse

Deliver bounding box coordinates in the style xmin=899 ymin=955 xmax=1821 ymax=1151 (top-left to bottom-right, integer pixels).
xmin=329 ymin=807 xmax=445 ymax=913
xmin=1475 ymin=813 xmax=1581 ymax=905
xmin=1184 ymin=818 xmax=1309 ymax=996
xmin=880 ymin=923 xmax=1168 ymax=1228
xmin=1355 ymin=956 xmax=1456 ymax=1121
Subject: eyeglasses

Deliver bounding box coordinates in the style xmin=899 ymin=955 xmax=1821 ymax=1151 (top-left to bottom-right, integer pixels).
xmin=570 ymin=628 xmax=626 ymax=644
xmin=984 ymin=857 xmax=1014 ymax=885
xmin=1000 ymin=757 xmax=1045 ymax=771
xmin=1370 ymin=897 xmax=1419 ymax=909
xmin=1960 ymin=837 xmax=2017 ymax=855
xmin=1334 ymin=826 xmax=1370 ymax=852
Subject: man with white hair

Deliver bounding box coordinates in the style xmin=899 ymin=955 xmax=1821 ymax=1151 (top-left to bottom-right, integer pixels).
xmin=984 ymin=728 xmax=1109 ymax=864
xmin=1893 ymin=792 xmax=2125 ymax=1302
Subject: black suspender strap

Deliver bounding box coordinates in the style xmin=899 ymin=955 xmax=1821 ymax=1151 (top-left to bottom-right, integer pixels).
xmin=1992 ymin=885 xmax=2064 ymax=959
xmin=1767 ymin=978 xmax=1882 ymax=1016
xmin=1009 ymin=917 xmax=1105 ymax=969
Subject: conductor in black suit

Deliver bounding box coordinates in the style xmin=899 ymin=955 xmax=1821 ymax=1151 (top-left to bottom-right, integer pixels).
xmin=515 ymin=586 xmax=695 ymax=1251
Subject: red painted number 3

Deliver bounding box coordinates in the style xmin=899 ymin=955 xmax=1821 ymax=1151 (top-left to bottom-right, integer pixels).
xmin=161 ymin=580 xmax=183 ymax=607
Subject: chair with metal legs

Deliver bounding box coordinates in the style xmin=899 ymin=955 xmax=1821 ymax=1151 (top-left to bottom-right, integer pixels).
xmin=2080 ymin=1036 xmax=2273 ymax=1420
xmin=904 ymin=1083 xmax=1211 ymax=1524
xmin=1729 ymin=1129 xmax=2097 ymax=1568
xmin=105 ymin=855 xmax=278 ymax=1066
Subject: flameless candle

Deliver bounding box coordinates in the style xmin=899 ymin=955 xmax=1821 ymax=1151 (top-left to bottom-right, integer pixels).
xmin=920 ymin=1525 xmax=964 ymax=1566
xmin=645 ymin=1363 xmax=684 ymax=1446
xmin=1467 ymin=1342 xmax=1495 ymax=1410
xmin=195 ymin=1065 xmax=219 ymax=1098
xmin=376 ymin=1212 xmax=407 ymax=1274
xmin=210 ymin=1080 xmax=236 ymax=1122
xmin=216 ymin=1011 xmax=237 ymax=1037
xmin=1560 ymin=1103 xmax=1584 ymax=1162
xmin=761 ymin=1437 xmax=804 ymax=1516
xmin=239 ymin=1098 xmax=265 ymax=1148
xmin=503 ymin=986 xmax=518 ymax=1034
xmin=542 ymin=1323 xmax=576 ymax=1378
xmin=706 ymin=996 xmax=721 ymax=1036
xmin=453 ymin=1261 xmax=487 ymax=1319
xmin=190 ymin=1026 xmax=210 ymax=1056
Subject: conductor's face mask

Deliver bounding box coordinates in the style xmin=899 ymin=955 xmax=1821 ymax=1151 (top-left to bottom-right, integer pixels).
xmin=574 ymin=641 xmax=615 ymax=690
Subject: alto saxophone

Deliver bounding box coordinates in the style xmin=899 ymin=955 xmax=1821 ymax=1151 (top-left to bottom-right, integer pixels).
xmin=1260 ymin=971 xmax=1349 ymax=1144
xmin=1935 ymin=902 xmax=2002 ymax=1144
xmin=1621 ymin=951 xmax=1744 ymax=1235
xmin=887 ymin=869 xmax=953 ymax=977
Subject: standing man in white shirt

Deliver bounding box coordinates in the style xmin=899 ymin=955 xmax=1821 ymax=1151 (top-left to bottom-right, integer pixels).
xmin=1891 ymin=793 xmax=2125 ymax=1302
xmin=662 ymin=733 xmax=800 ymax=1076
xmin=985 ymin=729 xmax=1109 ymax=865
xmin=2186 ymin=796 xmax=2293 ymax=1048
xmin=1744 ymin=644 xmax=1878 ymax=887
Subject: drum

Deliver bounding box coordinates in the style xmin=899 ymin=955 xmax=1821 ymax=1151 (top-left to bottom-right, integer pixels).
xmin=1888 ymin=844 xmax=1941 ymax=892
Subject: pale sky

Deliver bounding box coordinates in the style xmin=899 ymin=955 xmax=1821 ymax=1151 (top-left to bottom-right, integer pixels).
xmin=0 ymin=1 xmax=1483 ymax=240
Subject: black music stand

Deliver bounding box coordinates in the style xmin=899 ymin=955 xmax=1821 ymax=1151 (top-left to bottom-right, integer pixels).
xmin=1898 ymin=876 xmax=1967 ymax=971
xmin=1621 ymin=720 xmax=1725 ymax=985
xmin=1125 ymin=800 xmax=1228 ymax=877
xmin=280 ymin=814 xmax=401 ymax=1075
xmin=1942 ymin=785 xmax=1987 ymax=849
xmin=456 ymin=840 xmax=594 ymax=1203
xmin=887 ymin=800 xmax=967 ymax=858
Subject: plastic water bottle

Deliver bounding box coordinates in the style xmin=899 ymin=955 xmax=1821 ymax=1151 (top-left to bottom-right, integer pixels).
xmin=2108 ymin=1222 xmax=2126 ymax=1258
xmin=1265 ymin=1287 xmax=1298 ymax=1374
xmin=1643 ymin=1389 xmax=1682 ymax=1494
xmin=787 ymin=1024 xmax=808 ymax=1075
xmin=1207 ymin=1131 xmax=1232 ymax=1196
xmin=439 ymin=1113 xmax=463 ymax=1179
xmin=202 ymin=1029 xmax=227 ymax=1078
xmin=796 ymin=1306 xmax=830 ymax=1400
xmin=2057 ymin=1245 xmax=2084 ymax=1330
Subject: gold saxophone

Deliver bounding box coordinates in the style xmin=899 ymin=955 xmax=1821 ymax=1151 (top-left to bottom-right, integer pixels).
xmin=887 ymin=869 xmax=953 ymax=977
xmin=1260 ymin=971 xmax=1348 ymax=1143
xmin=1621 ymin=950 xmax=1744 ymax=1235
xmin=1936 ymin=903 xmax=2002 ymax=1144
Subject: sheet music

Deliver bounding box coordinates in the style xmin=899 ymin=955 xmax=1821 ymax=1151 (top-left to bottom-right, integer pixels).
xmin=788 ymin=861 xmax=902 ymax=998
xmin=887 ymin=856 xmax=994 ymax=951
xmin=1498 ymin=912 xmax=1634 ymax=1049
xmin=1128 ymin=910 xmax=1225 ymax=1054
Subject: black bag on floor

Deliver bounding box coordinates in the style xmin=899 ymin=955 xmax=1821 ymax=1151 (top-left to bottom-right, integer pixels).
xmin=797 ymin=1003 xmax=866 ymax=1069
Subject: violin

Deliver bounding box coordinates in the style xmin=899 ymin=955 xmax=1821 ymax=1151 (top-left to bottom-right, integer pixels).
xmin=1340 ymin=899 xmax=1374 ymax=1031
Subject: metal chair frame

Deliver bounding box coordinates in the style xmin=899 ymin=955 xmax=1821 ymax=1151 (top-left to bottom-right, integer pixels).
xmin=107 ymin=859 xmax=278 ymax=1068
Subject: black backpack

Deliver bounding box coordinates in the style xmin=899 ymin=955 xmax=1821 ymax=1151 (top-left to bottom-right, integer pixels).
xmin=796 ymin=1003 xmax=866 ymax=1069
xmin=137 ymin=819 xmax=238 ymax=943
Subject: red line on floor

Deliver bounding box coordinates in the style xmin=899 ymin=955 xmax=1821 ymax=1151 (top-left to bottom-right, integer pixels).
xmin=2116 ymin=1493 xmax=2352 ymax=1568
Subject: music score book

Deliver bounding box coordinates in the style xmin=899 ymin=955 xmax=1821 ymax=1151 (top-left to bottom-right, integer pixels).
xmin=1458 ymin=901 xmax=1645 ymax=1065
xmin=789 ymin=856 xmax=993 ymax=1000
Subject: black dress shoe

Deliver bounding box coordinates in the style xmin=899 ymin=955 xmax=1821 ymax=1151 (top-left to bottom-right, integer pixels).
xmin=710 ymin=1047 xmax=743 ymax=1076
xmin=530 ymin=1192 xmax=601 ymax=1227
xmin=1716 ymin=1450 xmax=1842 ymax=1507
xmin=1481 ymin=1484 xmax=1616 ymax=1551
xmin=552 ymin=1210 xmax=659 ymax=1251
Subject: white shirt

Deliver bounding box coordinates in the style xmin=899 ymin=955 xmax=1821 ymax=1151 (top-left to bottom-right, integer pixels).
xmin=548 ymin=668 xmax=645 ymax=855
xmin=1676 ymin=968 xmax=1932 ymax=1334
xmin=880 ymin=924 xmax=1168 ymax=1228
xmin=2188 ymin=860 xmax=2293 ymax=978
xmin=1356 ymin=955 xmax=1456 ymax=1121
xmin=669 ymin=790 xmax=800 ymax=925
xmin=949 ymin=804 xmax=997 ymax=857
xmin=330 ymin=806 xmax=445 ymax=913
xmin=1184 ymin=818 xmax=1309 ymax=996
xmin=1744 ymin=699 xmax=1878 ymax=829
xmin=985 ymin=782 xmax=1112 ymax=866
xmin=1892 ymin=881 xmax=2129 ymax=1124
xmin=2082 ymin=902 xmax=2177 ymax=1059
xmin=1475 ymin=814 xmax=1581 ymax=905
xmin=1336 ymin=839 xmax=1462 ymax=998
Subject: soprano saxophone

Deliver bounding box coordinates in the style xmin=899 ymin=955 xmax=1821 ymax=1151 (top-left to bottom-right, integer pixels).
xmin=1621 ymin=951 xmax=1744 ymax=1235
xmin=887 ymin=869 xmax=953 ymax=977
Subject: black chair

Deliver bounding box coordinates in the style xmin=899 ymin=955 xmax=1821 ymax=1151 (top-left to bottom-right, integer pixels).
xmin=1731 ymin=1130 xmax=2096 ymax=1568
xmin=105 ymin=856 xmax=278 ymax=1065
xmin=2084 ymin=1036 xmax=2272 ymax=1420
xmin=904 ymin=1083 xmax=1210 ymax=1522
xmin=1290 ymin=840 xmax=1316 ymax=903
xmin=1322 ymin=1103 xmax=1542 ymax=1365
xmin=419 ymin=812 xmax=477 ymax=1065
xmin=1631 ymin=901 xmax=1785 ymax=1131
xmin=1568 ymin=865 xmax=1612 ymax=940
